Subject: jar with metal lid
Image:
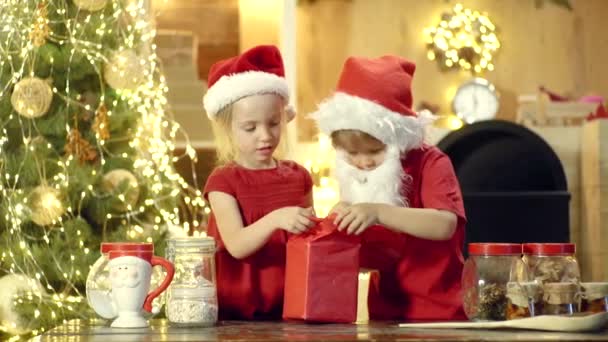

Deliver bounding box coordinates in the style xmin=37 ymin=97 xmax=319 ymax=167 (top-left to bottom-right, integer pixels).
xmin=505 ymin=281 xmax=542 ymax=320
xmin=522 ymin=243 xmax=580 ymax=284
xmin=165 ymin=237 xmax=218 ymax=327
xmin=462 ymin=243 xmax=526 ymax=321
xmin=542 ymin=282 xmax=579 ymax=315
xmin=581 ymin=282 xmax=608 ymax=313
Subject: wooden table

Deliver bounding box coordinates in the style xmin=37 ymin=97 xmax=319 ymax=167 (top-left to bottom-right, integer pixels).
xmin=32 ymin=319 xmax=608 ymax=341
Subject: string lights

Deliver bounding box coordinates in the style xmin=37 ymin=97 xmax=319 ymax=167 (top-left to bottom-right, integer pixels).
xmin=304 ymin=135 xmax=339 ymax=217
xmin=424 ymin=3 xmax=500 ymax=73
xmin=0 ymin=0 xmax=207 ymax=338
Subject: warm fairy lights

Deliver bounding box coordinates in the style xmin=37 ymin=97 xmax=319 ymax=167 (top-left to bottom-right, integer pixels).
xmin=0 ymin=0 xmax=206 ymax=338
xmin=304 ymin=135 xmax=339 ymax=217
xmin=424 ymin=3 xmax=500 ymax=73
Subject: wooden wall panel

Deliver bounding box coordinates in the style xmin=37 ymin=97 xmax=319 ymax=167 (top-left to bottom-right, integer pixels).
xmin=296 ymin=0 xmax=608 ymax=141
xmin=153 ymin=0 xmax=239 ymax=80
xmin=580 ymin=120 xmax=608 ymax=281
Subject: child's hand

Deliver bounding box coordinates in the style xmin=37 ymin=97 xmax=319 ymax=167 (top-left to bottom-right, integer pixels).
xmin=271 ymin=206 xmax=316 ymax=234
xmin=334 ymin=203 xmax=380 ymax=235
xmin=329 ymin=201 xmax=351 ymax=215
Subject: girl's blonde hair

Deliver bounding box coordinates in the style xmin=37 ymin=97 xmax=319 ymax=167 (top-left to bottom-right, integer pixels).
xmin=331 ymin=129 xmax=386 ymax=153
xmin=210 ymin=104 xmax=236 ymax=165
xmin=210 ymin=101 xmax=290 ymax=166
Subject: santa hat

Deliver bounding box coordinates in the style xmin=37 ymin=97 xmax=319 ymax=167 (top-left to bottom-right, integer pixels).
xmin=310 ymin=55 xmax=434 ymax=152
xmin=107 ymin=250 xmax=153 ymax=269
xmin=203 ymin=45 xmax=292 ymax=119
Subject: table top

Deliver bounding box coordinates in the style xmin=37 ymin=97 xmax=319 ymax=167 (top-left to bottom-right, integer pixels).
xmin=32 ymin=319 xmax=608 ymax=341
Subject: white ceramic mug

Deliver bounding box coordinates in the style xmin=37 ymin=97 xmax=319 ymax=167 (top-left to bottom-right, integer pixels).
xmin=106 ymin=248 xmax=174 ymax=328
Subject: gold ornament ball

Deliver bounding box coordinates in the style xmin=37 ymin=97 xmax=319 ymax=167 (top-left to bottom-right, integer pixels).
xmin=0 ymin=274 xmax=45 ymax=335
xmin=72 ymin=0 xmax=108 ymax=11
xmin=104 ymin=49 xmax=144 ymax=91
xmin=101 ymin=169 xmax=140 ymax=212
xmin=11 ymin=77 xmax=53 ymax=118
xmin=29 ymin=185 xmax=66 ymax=226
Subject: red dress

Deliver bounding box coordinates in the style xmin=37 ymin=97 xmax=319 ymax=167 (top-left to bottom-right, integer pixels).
xmin=203 ymin=160 xmax=313 ymax=319
xmin=361 ymin=145 xmax=467 ymax=321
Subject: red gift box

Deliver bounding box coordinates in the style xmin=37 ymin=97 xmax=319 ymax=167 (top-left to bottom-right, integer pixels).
xmin=283 ymin=216 xmax=360 ymax=323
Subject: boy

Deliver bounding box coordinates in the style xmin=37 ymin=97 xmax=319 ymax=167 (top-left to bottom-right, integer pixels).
xmin=311 ymin=55 xmax=466 ymax=321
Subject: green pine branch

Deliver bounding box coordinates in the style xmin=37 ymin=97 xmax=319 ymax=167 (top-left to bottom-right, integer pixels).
xmin=1 ymin=0 xmax=205 ymax=337
xmin=11 ymin=290 xmax=96 ymax=338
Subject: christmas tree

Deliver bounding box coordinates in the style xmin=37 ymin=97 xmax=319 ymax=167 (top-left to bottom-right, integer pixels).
xmin=0 ymin=0 xmax=206 ymax=338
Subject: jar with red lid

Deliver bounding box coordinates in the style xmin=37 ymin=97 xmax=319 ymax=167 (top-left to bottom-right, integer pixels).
xmin=462 ymin=243 xmax=527 ymax=321
xmin=542 ymin=282 xmax=579 ymax=315
xmin=580 ymin=282 xmax=608 ymax=313
xmin=505 ymin=281 xmax=542 ymax=320
xmin=522 ymin=243 xmax=580 ymax=284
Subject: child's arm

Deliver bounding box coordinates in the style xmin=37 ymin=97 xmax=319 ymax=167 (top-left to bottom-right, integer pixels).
xmin=334 ymin=203 xmax=457 ymax=240
xmin=208 ymin=191 xmax=315 ymax=259
xmin=376 ymin=204 xmax=457 ymax=240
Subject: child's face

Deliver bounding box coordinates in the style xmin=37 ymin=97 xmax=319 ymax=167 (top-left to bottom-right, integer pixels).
xmin=342 ymin=146 xmax=387 ymax=171
xmin=231 ymin=93 xmax=284 ymax=169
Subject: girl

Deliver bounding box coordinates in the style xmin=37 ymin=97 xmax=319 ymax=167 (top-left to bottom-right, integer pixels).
xmin=310 ymin=55 xmax=466 ymax=321
xmin=202 ymin=45 xmax=315 ymax=319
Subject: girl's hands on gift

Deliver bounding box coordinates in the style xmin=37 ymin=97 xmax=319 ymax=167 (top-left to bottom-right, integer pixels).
xmin=329 ymin=201 xmax=351 ymax=215
xmin=271 ymin=206 xmax=316 ymax=234
xmin=333 ymin=203 xmax=380 ymax=235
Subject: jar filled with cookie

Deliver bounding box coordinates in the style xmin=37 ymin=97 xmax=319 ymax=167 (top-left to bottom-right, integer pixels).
xmin=542 ymin=282 xmax=579 ymax=315
xmin=580 ymin=282 xmax=608 ymax=313
xmin=506 ymin=281 xmax=542 ymax=319
xmin=522 ymin=243 xmax=580 ymax=284
xmin=462 ymin=243 xmax=526 ymax=321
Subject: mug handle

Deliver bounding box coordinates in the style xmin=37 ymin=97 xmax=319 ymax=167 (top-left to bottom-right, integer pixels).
xmin=143 ymin=256 xmax=175 ymax=313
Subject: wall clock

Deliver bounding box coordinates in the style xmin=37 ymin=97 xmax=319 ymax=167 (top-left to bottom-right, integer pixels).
xmin=452 ymin=78 xmax=500 ymax=123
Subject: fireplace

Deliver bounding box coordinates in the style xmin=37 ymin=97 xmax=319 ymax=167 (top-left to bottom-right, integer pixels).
xmin=437 ymin=120 xmax=570 ymax=251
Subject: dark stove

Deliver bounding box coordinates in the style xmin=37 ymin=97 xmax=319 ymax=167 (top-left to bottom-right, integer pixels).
xmin=437 ymin=120 xmax=570 ymax=252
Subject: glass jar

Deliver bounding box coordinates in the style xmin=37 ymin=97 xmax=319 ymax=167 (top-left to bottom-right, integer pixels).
xmin=522 ymin=243 xmax=580 ymax=284
xmin=462 ymin=243 xmax=525 ymax=321
xmin=542 ymin=282 xmax=579 ymax=315
xmin=581 ymin=282 xmax=608 ymax=313
xmin=506 ymin=281 xmax=542 ymax=320
xmin=165 ymin=237 xmax=218 ymax=327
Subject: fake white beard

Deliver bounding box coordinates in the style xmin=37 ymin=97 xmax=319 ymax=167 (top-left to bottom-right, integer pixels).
xmin=334 ymin=146 xmax=410 ymax=207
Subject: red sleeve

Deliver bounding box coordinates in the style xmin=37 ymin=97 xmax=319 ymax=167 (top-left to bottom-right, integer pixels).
xmin=296 ymin=163 xmax=314 ymax=207
xmin=420 ymin=150 xmax=466 ymax=223
xmin=203 ymin=167 xmax=236 ymax=200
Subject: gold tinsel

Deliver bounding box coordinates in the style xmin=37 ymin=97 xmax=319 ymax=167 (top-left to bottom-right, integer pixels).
xmin=29 ymin=1 xmax=50 ymax=47
xmin=65 ymin=126 xmax=98 ymax=163
xmin=92 ymin=104 xmax=110 ymax=140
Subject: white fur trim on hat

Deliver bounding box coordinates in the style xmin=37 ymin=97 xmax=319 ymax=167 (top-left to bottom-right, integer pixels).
xmin=310 ymin=92 xmax=435 ymax=152
xmin=203 ymin=71 xmax=289 ymax=118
